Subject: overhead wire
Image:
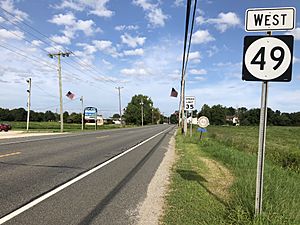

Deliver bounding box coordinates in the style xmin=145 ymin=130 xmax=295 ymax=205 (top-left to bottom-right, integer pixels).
xmin=179 ymin=0 xmax=192 ymax=125
xmin=179 ymin=0 xmax=198 ymax=129
xmin=0 ymin=6 xmax=132 ymax=110
xmin=0 ymin=6 xmax=122 ymax=86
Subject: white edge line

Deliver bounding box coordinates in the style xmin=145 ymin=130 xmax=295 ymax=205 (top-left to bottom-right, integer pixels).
xmin=0 ymin=127 xmax=170 ymax=224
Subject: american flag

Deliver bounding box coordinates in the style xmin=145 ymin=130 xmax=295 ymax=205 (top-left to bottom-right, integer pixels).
xmin=66 ymin=91 xmax=75 ymax=100
xmin=170 ymin=88 xmax=178 ymax=97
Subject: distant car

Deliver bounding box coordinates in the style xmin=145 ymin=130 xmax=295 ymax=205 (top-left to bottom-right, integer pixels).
xmin=0 ymin=123 xmax=11 ymax=132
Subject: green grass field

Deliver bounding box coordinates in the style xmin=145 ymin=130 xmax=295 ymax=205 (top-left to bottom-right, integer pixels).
xmin=162 ymin=126 xmax=300 ymax=225
xmin=2 ymin=121 xmax=129 ymax=132
xmin=208 ymin=126 xmax=300 ymax=172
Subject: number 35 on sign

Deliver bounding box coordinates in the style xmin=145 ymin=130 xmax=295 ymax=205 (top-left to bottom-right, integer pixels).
xmin=185 ymin=96 xmax=195 ymax=111
xmin=242 ymin=35 xmax=294 ymax=82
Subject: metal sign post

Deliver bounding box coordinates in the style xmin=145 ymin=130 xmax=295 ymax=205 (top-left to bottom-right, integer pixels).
xmin=190 ymin=118 xmax=192 ymax=138
xmin=243 ymin=7 xmax=295 ymax=217
xmin=255 ymin=80 xmax=268 ymax=215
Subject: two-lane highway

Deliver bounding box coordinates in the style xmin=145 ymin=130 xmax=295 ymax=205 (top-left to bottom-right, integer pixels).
xmin=0 ymin=124 xmax=175 ymax=224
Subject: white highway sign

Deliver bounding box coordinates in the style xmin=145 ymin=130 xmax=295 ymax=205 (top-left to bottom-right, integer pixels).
xmin=242 ymin=35 xmax=294 ymax=82
xmin=246 ymin=7 xmax=295 ymax=32
xmin=198 ymin=116 xmax=209 ymax=128
xmin=185 ymin=96 xmax=195 ymax=111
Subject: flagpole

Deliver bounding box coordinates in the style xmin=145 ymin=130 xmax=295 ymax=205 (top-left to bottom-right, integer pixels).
xmin=80 ymin=96 xmax=84 ymax=131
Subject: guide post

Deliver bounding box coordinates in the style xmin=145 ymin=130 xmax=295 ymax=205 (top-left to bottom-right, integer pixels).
xmin=243 ymin=7 xmax=295 ymax=216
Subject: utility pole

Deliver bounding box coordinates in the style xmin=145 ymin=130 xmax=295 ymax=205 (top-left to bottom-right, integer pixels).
xmin=48 ymin=51 xmax=72 ymax=133
xmin=152 ymin=108 xmax=154 ymax=124
xmin=80 ymin=96 xmax=84 ymax=131
xmin=26 ymin=78 xmax=31 ymax=131
xmin=115 ymin=87 xmax=124 ymax=126
xmin=140 ymin=99 xmax=144 ymax=127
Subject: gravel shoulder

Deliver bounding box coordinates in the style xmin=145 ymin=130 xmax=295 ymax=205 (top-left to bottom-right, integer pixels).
xmin=137 ymin=130 xmax=177 ymax=225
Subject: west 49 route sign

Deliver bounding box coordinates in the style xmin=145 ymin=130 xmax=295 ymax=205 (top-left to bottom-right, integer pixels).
xmin=242 ymin=35 xmax=294 ymax=82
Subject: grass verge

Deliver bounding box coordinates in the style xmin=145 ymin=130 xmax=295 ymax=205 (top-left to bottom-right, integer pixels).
xmin=2 ymin=121 xmax=135 ymax=132
xmin=162 ymin=129 xmax=300 ymax=225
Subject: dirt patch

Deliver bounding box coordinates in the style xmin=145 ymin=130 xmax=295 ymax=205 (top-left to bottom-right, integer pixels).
xmin=136 ymin=131 xmax=177 ymax=225
xmin=199 ymin=157 xmax=234 ymax=201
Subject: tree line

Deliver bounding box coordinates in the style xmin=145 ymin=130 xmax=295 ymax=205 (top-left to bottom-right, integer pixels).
xmin=0 ymin=107 xmax=82 ymax=123
xmin=3 ymin=102 xmax=299 ymax=126
xmin=0 ymin=94 xmax=165 ymax=125
xmin=198 ymin=104 xmax=300 ymax=126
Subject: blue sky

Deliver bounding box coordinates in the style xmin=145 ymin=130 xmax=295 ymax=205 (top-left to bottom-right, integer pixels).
xmin=0 ymin=0 xmax=299 ymax=117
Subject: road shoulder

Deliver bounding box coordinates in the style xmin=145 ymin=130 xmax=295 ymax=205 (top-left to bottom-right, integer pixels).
xmin=137 ymin=129 xmax=177 ymax=225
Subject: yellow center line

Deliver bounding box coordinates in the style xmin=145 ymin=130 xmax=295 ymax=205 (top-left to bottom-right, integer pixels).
xmin=0 ymin=152 xmax=21 ymax=158
xmin=96 ymin=135 xmax=109 ymax=139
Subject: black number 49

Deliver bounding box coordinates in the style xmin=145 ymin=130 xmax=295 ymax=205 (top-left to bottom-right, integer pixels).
xmin=251 ymin=46 xmax=285 ymax=70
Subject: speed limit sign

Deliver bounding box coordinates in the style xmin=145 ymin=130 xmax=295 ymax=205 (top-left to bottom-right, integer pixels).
xmin=242 ymin=35 xmax=294 ymax=82
xmin=185 ymin=96 xmax=195 ymax=111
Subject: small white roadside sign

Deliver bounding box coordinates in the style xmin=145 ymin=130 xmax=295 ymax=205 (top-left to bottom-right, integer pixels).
xmin=246 ymin=7 xmax=295 ymax=32
xmin=185 ymin=96 xmax=195 ymax=111
xmin=198 ymin=116 xmax=209 ymax=128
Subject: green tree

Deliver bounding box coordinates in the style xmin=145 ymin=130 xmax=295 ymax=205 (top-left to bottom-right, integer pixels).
xmin=112 ymin=113 xmax=120 ymax=119
xmin=10 ymin=108 xmax=27 ymax=121
xmin=68 ymin=112 xmax=81 ymax=123
xmin=44 ymin=110 xmax=56 ymax=121
xmin=198 ymin=104 xmax=211 ymax=118
xmin=170 ymin=113 xmax=178 ymax=124
xmin=123 ymin=94 xmax=154 ymax=125
xmin=63 ymin=111 xmax=69 ymax=122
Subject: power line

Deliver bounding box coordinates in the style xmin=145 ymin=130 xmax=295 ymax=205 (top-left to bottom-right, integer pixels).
xmin=0 ymin=6 xmax=132 ymax=101
xmin=179 ymin=0 xmax=198 ymax=134
xmin=0 ymin=6 xmax=121 ymax=86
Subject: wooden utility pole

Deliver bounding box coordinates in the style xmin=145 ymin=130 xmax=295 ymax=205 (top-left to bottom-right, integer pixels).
xmin=115 ymin=87 xmax=124 ymax=125
xmin=48 ymin=51 xmax=72 ymax=133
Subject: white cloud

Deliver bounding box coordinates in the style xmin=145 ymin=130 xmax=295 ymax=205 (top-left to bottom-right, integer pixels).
xmin=133 ymin=0 xmax=168 ymax=27
xmin=50 ymin=35 xmax=71 ymax=45
xmin=147 ymin=7 xmax=168 ymax=27
xmin=0 ymin=29 xmax=24 ymax=40
xmin=76 ymin=43 xmax=97 ymax=55
xmin=196 ymin=15 xmax=205 ymax=25
xmin=187 ymin=51 xmax=201 ymax=63
xmin=285 ymin=28 xmax=300 ymax=40
xmin=192 ymin=30 xmax=215 ymax=44
xmin=123 ymin=48 xmax=144 ymax=56
xmin=194 ymin=76 xmax=206 ymax=81
xmin=115 ymin=25 xmax=139 ymax=31
xmin=45 ymin=45 xmax=64 ymax=53
xmin=121 ymin=33 xmax=146 ymax=48
xmin=174 ymin=0 xmax=184 ymax=7
xmin=92 ymin=40 xmax=119 ymax=57
xmin=189 ymin=69 xmax=207 ymax=75
xmin=55 ymin=0 xmax=114 ymax=18
xmin=49 ymin=13 xmax=76 ymax=26
xmin=120 ymin=68 xmax=149 ymax=76
xmin=207 ymin=45 xmax=219 ymax=57
xmin=0 ymin=0 xmax=28 ymax=22
xmin=74 ymin=19 xmax=98 ymax=36
xmin=49 ymin=12 xmax=99 ymax=41
xmin=31 ymin=40 xmax=43 ymax=47
xmin=207 ymin=12 xmax=241 ymax=32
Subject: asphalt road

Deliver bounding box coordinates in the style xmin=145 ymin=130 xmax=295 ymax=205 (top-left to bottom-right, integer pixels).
xmin=0 ymin=124 xmax=175 ymax=225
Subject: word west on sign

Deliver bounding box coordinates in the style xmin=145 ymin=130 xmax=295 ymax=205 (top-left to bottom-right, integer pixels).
xmin=246 ymin=7 xmax=295 ymax=32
